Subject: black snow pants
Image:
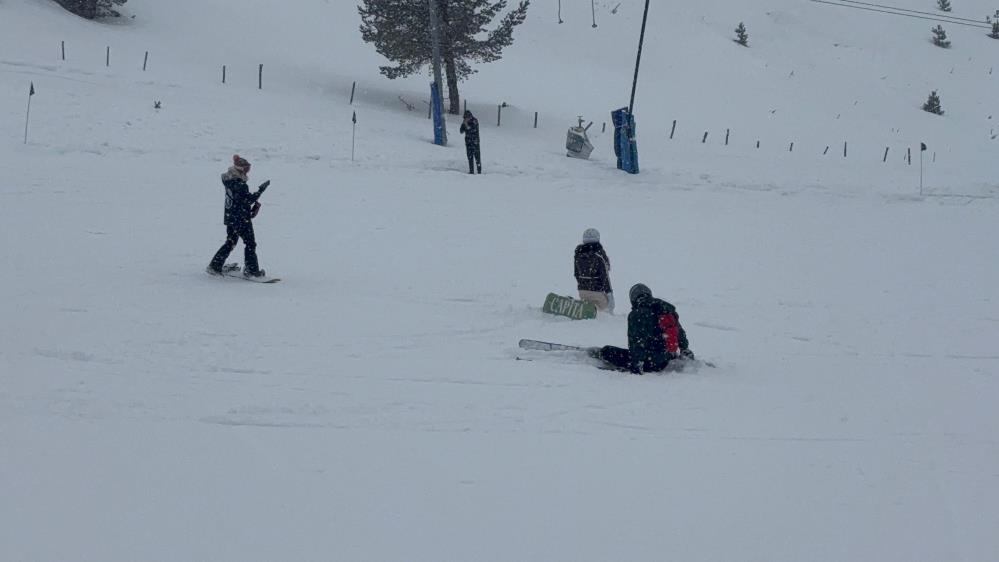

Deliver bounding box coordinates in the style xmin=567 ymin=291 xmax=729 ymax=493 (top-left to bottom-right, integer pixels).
xmin=210 ymin=221 xmax=260 ymax=274
xmin=466 ymin=143 xmax=482 ymax=174
xmin=597 ymin=345 xmax=669 ymax=374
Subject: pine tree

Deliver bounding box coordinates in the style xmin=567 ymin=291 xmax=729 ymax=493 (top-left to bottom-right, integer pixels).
xmin=931 ymin=25 xmax=951 ymax=47
xmin=358 ymin=0 xmax=530 ymax=115
xmin=937 ymin=0 xmax=952 ymax=12
xmin=734 ymin=22 xmax=749 ymax=46
xmin=96 ymin=0 xmax=127 ymax=18
xmin=923 ymin=90 xmax=944 ymax=115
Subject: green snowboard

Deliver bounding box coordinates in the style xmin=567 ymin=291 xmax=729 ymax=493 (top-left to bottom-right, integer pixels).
xmin=542 ymin=293 xmax=598 ymax=320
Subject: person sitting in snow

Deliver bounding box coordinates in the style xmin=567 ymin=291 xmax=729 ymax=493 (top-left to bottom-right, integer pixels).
xmin=459 ymin=110 xmax=481 ymax=174
xmin=574 ymin=228 xmax=614 ymax=313
xmin=207 ymin=155 xmax=270 ymax=278
xmin=594 ymin=284 xmax=694 ymax=374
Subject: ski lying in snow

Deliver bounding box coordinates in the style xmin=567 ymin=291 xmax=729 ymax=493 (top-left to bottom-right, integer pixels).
xmin=518 ymin=339 xmax=716 ymax=370
xmin=518 ymin=339 xmax=591 ymax=352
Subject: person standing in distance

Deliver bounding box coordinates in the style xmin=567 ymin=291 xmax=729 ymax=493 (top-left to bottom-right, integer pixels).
xmin=460 ymin=110 xmax=482 ymax=174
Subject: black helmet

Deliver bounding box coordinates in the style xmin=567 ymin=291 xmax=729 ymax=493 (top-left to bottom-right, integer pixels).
xmin=629 ymin=283 xmax=652 ymax=305
xmin=464 ymin=110 xmax=473 ymax=118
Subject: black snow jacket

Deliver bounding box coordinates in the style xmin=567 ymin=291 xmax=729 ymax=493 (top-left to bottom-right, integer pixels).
xmin=627 ymin=294 xmax=690 ymax=374
xmin=221 ymin=169 xmax=266 ymax=226
xmin=574 ymin=242 xmax=612 ymax=293
xmin=460 ymin=117 xmax=480 ymax=147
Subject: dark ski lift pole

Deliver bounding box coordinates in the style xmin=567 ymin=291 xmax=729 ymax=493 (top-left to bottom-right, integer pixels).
xmin=612 ymin=0 xmax=650 ymax=175
xmin=629 ymin=0 xmax=651 ymax=114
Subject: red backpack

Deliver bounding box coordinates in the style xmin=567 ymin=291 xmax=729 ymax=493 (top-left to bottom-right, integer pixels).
xmin=657 ymin=312 xmax=681 ymax=355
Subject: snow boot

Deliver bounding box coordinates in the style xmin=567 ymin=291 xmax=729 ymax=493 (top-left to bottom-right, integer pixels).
xmin=207 ymin=263 xmax=240 ymax=276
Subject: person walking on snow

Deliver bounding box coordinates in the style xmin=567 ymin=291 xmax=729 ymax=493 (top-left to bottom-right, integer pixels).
xmin=594 ymin=284 xmax=695 ymax=374
xmin=207 ymin=155 xmax=270 ymax=278
xmin=574 ymin=228 xmax=614 ymax=313
xmin=460 ymin=110 xmax=482 ymax=174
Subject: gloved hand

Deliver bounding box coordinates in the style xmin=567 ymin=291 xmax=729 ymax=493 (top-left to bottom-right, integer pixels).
xmin=258 ymin=180 xmax=271 ymax=192
xmin=680 ymin=348 xmax=695 ymax=360
xmin=250 ymin=202 xmax=261 ymax=218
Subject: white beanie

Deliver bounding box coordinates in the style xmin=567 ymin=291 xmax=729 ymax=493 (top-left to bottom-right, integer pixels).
xmin=582 ymin=228 xmax=600 ymax=244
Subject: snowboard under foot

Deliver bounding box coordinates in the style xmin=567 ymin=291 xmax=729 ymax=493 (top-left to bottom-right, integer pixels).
xmin=207 ymin=263 xmax=280 ymax=283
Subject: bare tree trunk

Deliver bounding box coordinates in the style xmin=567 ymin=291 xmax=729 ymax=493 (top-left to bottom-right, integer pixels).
xmin=443 ymin=55 xmax=461 ymax=115
xmin=438 ymin=0 xmax=461 ymax=115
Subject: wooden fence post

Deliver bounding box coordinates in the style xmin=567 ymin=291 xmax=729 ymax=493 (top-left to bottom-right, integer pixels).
xmin=106 ymin=46 xmax=110 ymax=67
xmin=670 ymin=120 xmax=677 ymax=139
xmin=222 ymin=65 xmax=226 ymax=84
xmin=756 ymin=140 xmax=760 ymax=149
xmin=843 ymin=142 xmax=847 ymax=157
xmin=258 ymin=64 xmax=263 ymax=90
xmin=143 ymin=51 xmax=148 ymax=71
xmin=349 ymin=81 xmax=356 ymax=105
xmin=883 ymin=147 xmax=889 ymax=162
xmin=602 ymin=122 xmax=606 ymax=133
xmin=534 ymin=111 xmax=538 ymax=128
xmin=823 ymin=146 xmax=829 ymax=155
xmin=497 ymin=104 xmax=502 ymax=127
xmin=702 ymin=131 xmax=708 ymax=143
xmin=725 ymin=129 xmax=730 ymax=145
xmin=907 ymin=147 xmax=912 ymax=165
xmin=61 ymin=41 xmax=65 ymax=61
xmin=789 ymin=142 xmax=794 ymax=152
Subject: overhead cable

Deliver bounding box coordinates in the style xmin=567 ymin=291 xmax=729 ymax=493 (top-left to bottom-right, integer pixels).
xmin=810 ymin=0 xmax=990 ymax=29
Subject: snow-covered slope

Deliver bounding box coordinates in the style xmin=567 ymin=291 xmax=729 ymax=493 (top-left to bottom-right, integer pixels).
xmin=1 ymin=1 xmax=998 ymax=560
xmin=5 ymin=0 xmax=999 ymax=191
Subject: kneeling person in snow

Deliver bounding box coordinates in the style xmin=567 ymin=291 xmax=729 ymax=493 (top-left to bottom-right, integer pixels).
xmin=574 ymin=228 xmax=614 ymax=312
xmin=207 ymin=155 xmax=270 ymax=278
xmin=595 ymin=284 xmax=694 ymax=374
